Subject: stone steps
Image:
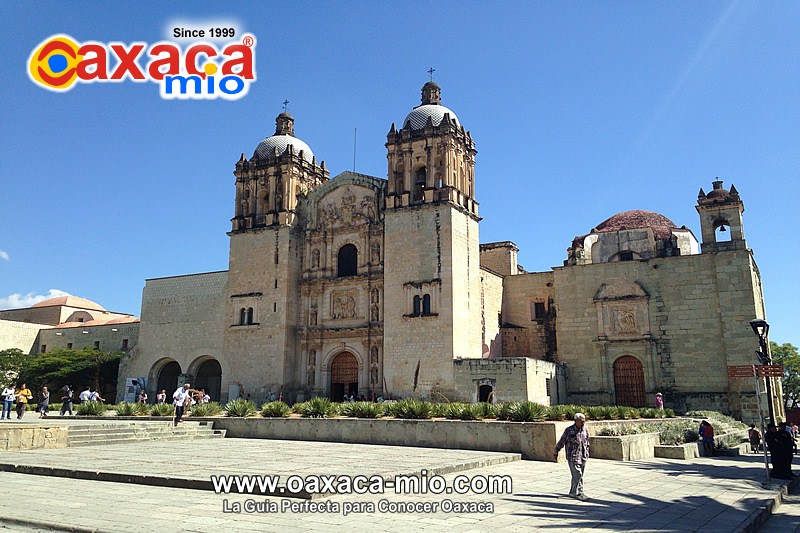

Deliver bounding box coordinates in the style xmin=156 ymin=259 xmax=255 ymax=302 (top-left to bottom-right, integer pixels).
xmin=66 ymin=421 xmax=225 ymax=447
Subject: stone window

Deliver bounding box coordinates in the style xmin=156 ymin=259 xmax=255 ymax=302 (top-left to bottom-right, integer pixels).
xmin=422 ymin=294 xmax=431 ymax=315
xmin=618 ymin=251 xmax=634 ymax=261
xmin=404 ymin=280 xmax=440 ymax=317
xmin=94 ymin=341 xmax=100 ymax=349
xmin=41 ymin=344 xmax=46 ymax=353
xmin=246 ymin=307 xmax=254 ymax=325
xmin=67 ymin=342 xmax=73 ymax=349
xmin=412 ymin=296 xmax=421 ymax=316
xmin=77 ymin=318 xmax=84 ymax=322
xmin=122 ymin=339 xmax=129 ymax=350
xmin=337 ymin=244 xmax=358 ymax=277
xmin=531 ymin=301 xmax=546 ymax=321
xmin=239 ymin=308 xmax=247 ymax=325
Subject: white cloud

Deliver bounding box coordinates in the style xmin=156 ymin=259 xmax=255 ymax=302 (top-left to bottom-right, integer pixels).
xmin=0 ymin=250 xmax=8 ymax=261
xmin=0 ymin=289 xmax=71 ymax=310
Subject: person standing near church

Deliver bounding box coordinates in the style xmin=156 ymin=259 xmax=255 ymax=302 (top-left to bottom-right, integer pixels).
xmin=1 ymin=385 xmax=15 ymax=419
xmin=554 ymin=412 xmax=590 ymax=501
xmin=655 ymin=392 xmax=664 ymax=411
xmin=172 ymin=383 xmax=191 ymax=425
xmin=14 ymin=383 xmax=32 ymax=419
xmin=38 ymin=386 xmax=50 ymax=418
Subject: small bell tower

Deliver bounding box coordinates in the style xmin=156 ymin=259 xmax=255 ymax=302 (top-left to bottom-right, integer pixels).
xmin=696 ymin=179 xmax=747 ymax=252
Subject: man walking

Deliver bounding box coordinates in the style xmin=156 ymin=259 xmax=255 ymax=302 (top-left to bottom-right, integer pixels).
xmin=554 ymin=412 xmax=590 ymax=501
xmin=172 ymin=383 xmax=191 ymax=426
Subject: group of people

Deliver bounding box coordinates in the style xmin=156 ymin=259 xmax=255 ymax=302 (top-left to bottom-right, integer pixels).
xmin=0 ymin=384 xmax=103 ymax=419
xmin=764 ymin=422 xmax=797 ymax=480
xmin=138 ymin=387 xmax=210 ymax=405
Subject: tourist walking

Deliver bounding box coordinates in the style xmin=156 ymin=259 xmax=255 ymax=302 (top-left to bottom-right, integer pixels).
xmin=748 ymin=424 xmax=761 ymax=453
xmin=172 ymin=383 xmax=191 ymax=425
xmin=1 ymin=385 xmax=15 ymax=419
xmin=138 ymin=390 xmax=148 ymax=404
xmin=89 ymin=389 xmax=105 ymax=403
xmin=554 ymin=412 xmax=590 ymax=501
xmin=38 ymin=386 xmax=50 ymax=418
xmin=156 ymin=389 xmax=166 ymax=404
xmin=79 ymin=387 xmax=91 ymax=403
xmin=15 ymin=383 xmax=32 ymax=419
xmin=60 ymin=387 xmax=73 ymax=416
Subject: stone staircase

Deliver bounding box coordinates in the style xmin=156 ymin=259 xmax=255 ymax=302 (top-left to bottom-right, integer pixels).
xmin=67 ymin=421 xmax=225 ymax=447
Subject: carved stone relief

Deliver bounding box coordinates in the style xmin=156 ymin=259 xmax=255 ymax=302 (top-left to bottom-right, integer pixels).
xmin=331 ymin=291 xmax=358 ymax=320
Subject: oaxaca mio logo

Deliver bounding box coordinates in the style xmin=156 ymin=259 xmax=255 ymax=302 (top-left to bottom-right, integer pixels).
xmin=27 ymin=33 xmax=257 ymax=100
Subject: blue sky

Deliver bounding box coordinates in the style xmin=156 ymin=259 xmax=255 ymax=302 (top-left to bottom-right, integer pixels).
xmin=1 ymin=1 xmax=797 ymax=344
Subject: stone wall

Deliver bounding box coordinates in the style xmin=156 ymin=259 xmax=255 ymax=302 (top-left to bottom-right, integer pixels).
xmin=118 ymin=271 xmax=227 ymax=402
xmin=480 ymin=268 xmax=503 ymax=357
xmin=0 ymin=319 xmax=46 ymax=353
xmin=38 ymin=322 xmax=139 ymax=354
xmin=453 ymin=357 xmax=563 ymax=404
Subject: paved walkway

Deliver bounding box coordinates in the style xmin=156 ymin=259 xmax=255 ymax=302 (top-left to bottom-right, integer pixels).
xmin=0 ymin=434 xmax=795 ymax=532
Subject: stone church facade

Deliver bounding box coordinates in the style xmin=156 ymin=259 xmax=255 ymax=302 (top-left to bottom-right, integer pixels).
xmin=118 ymin=82 xmax=777 ymax=422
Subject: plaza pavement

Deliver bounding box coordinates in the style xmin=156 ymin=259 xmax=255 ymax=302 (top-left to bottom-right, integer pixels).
xmin=0 ymin=419 xmax=797 ymax=532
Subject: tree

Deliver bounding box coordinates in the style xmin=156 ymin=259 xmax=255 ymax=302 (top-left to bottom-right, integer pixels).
xmin=771 ymin=341 xmax=800 ymax=410
xmin=16 ymin=347 xmax=122 ymax=398
xmin=0 ymin=348 xmax=27 ymax=387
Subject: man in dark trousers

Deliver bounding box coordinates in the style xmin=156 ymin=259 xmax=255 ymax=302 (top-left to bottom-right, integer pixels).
xmin=765 ymin=423 xmax=793 ymax=479
xmin=554 ymin=413 xmax=590 ymax=500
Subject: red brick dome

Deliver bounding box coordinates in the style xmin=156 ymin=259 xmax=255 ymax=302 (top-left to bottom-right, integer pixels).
xmin=594 ymin=210 xmax=678 ymax=240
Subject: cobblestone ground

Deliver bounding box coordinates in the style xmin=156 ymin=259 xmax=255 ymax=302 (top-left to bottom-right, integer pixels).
xmin=0 ymin=437 xmax=795 ymax=532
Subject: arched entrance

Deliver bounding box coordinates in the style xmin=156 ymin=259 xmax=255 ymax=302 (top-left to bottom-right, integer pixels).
xmin=478 ymin=384 xmax=493 ymax=403
xmin=613 ymin=355 xmax=646 ymax=407
xmin=155 ymin=361 xmax=181 ymax=398
xmin=194 ymin=358 xmax=222 ymax=402
xmin=330 ymin=352 xmax=359 ymax=401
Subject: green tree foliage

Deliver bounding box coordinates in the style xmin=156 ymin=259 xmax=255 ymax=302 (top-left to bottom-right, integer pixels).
xmin=0 ymin=348 xmax=26 ymax=387
xmin=16 ymin=347 xmax=121 ymax=398
xmin=771 ymin=341 xmax=800 ymax=409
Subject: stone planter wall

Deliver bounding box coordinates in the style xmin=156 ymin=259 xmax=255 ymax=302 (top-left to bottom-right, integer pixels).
xmin=209 ymin=417 xmax=573 ymax=462
xmin=589 ymin=432 xmax=660 ymax=461
xmin=0 ymin=425 xmax=68 ymax=451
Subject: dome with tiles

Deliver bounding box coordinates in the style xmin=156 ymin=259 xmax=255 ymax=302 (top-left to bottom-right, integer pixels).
xmin=402 ymin=82 xmax=460 ymax=130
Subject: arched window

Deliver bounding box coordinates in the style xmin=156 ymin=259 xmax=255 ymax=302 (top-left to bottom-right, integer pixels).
xmin=239 ymin=308 xmax=246 ymax=325
xmin=337 ymin=244 xmax=358 ymax=277
xmin=412 ymin=295 xmax=421 ymax=316
xmin=715 ymin=220 xmax=732 ymax=242
xmin=412 ymin=167 xmax=426 ymax=202
xmin=422 ymin=294 xmax=431 ymax=315
xmin=246 ymin=307 xmax=254 ymax=325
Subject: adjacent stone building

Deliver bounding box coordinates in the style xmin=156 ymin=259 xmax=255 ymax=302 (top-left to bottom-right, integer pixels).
xmin=116 ymin=82 xmax=776 ymax=421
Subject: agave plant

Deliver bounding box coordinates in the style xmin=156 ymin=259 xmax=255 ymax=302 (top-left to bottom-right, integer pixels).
xmin=260 ymin=401 xmax=291 ymax=418
xmin=509 ymin=401 xmax=547 ymax=422
xmin=298 ymin=397 xmax=337 ymax=418
xmin=477 ymin=402 xmax=497 ymax=419
xmin=190 ymin=402 xmax=222 ymax=417
xmin=150 ymin=403 xmax=175 ymax=417
xmin=495 ymin=402 xmax=515 ymax=421
xmin=385 ymin=399 xmax=432 ymax=419
xmin=429 ymin=402 xmax=448 ymax=418
xmin=546 ymin=405 xmax=567 ymax=421
xmin=76 ymin=400 xmax=107 ymax=416
xmin=339 ymin=401 xmax=384 ymax=418
xmin=292 ymin=401 xmax=308 ymax=414
xmin=225 ymin=399 xmax=257 ymax=417
xmin=114 ymin=402 xmax=138 ymax=416
xmin=458 ymin=403 xmax=485 ymax=421
xmin=443 ymin=403 xmax=465 ymax=420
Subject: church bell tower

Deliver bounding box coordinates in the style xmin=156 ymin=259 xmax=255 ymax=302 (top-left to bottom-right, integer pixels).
xmin=382 ymin=82 xmax=482 ymax=400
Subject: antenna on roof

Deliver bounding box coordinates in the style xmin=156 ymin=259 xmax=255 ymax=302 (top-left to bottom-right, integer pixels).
xmin=428 ymin=67 xmax=435 ymax=82
xmin=353 ymin=128 xmax=357 ymax=172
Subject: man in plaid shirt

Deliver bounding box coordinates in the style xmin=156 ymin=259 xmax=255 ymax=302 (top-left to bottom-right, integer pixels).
xmin=554 ymin=412 xmax=590 ymax=500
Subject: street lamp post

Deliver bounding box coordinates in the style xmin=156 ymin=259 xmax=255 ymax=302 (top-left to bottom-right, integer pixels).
xmin=750 ymin=319 xmax=775 ymax=426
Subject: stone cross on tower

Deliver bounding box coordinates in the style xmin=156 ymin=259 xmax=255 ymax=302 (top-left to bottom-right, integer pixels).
xmin=282 ymin=100 xmax=290 ymax=113
xmin=427 ymin=67 xmax=435 ymax=82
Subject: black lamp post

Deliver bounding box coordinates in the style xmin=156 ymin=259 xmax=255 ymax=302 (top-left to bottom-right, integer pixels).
xmin=750 ymin=319 xmax=775 ymax=425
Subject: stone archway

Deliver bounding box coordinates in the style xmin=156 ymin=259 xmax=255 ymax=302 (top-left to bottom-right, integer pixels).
xmin=330 ymin=352 xmax=359 ymax=401
xmin=192 ymin=358 xmax=222 ymax=402
xmin=152 ymin=360 xmax=181 ymax=399
xmin=613 ymin=355 xmax=646 ymax=407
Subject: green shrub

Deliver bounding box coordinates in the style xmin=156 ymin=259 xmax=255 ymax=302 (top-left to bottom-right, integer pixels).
xmin=598 ymin=424 xmax=644 ymax=436
xmin=76 ymin=400 xmax=107 ymax=416
xmin=459 ymin=403 xmax=486 ymax=421
xmin=509 ymin=401 xmax=547 ymax=422
xmin=385 ymin=399 xmax=432 ymax=419
xmin=339 ymin=401 xmax=383 ymax=418
xmin=477 ymin=402 xmax=497 ymax=419
xmin=443 ymin=403 xmax=465 ymax=419
xmin=545 ymin=405 xmax=566 ymax=421
xmin=656 ymin=421 xmax=700 ymax=445
xmin=563 ymin=404 xmax=581 ymax=420
xmin=429 ymin=402 xmax=448 ymax=418
xmin=190 ymin=402 xmax=222 ymax=417
xmin=260 ymin=401 xmax=291 ymax=418
xmin=716 ymin=433 xmax=745 ymax=450
xmin=495 ymin=402 xmax=514 ymax=421
xmin=640 ymin=408 xmax=658 ymax=419
xmin=292 ymin=401 xmax=308 ymax=414
xmin=150 ymin=403 xmax=175 ymax=417
xmin=297 ymin=397 xmax=337 ymax=418
xmin=225 ymin=399 xmax=257 ymax=417
xmin=663 ymin=408 xmax=676 ymax=418
xmin=115 ymin=402 xmax=138 ymax=416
